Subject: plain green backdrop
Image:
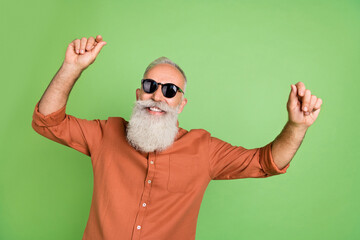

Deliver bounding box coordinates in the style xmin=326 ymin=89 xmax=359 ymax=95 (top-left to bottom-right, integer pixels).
xmin=1 ymin=0 xmax=359 ymax=239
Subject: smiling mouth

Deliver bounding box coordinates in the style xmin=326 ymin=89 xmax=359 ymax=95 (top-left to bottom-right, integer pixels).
xmin=146 ymin=107 xmax=166 ymax=114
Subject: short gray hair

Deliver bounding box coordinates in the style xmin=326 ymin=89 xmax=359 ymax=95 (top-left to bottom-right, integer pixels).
xmin=143 ymin=57 xmax=187 ymax=92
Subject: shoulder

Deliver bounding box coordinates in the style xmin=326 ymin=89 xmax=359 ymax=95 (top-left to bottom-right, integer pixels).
xmin=181 ymin=128 xmax=212 ymax=140
xmin=107 ymin=116 xmax=128 ymax=123
xmin=185 ymin=128 xmax=232 ymax=148
xmin=188 ymin=128 xmax=211 ymax=135
xmin=105 ymin=117 xmax=128 ymax=129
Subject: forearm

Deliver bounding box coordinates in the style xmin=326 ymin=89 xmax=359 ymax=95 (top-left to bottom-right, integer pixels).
xmin=38 ymin=63 xmax=82 ymax=115
xmin=271 ymin=121 xmax=308 ymax=169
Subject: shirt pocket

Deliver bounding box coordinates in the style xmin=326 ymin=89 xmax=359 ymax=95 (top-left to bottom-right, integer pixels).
xmin=167 ymin=155 xmax=198 ymax=193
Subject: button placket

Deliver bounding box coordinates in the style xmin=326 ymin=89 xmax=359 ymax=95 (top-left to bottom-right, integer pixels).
xmin=131 ymin=152 xmax=157 ymax=239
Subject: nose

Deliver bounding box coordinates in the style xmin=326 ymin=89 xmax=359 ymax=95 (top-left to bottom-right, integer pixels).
xmin=151 ymin=86 xmax=164 ymax=102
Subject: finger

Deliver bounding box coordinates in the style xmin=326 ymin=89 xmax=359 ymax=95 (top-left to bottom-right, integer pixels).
xmin=95 ymin=35 xmax=103 ymax=43
xmin=287 ymin=84 xmax=299 ymax=110
xmin=313 ymin=98 xmax=323 ymax=111
xmin=86 ymin=36 xmax=95 ymax=51
xmin=295 ymin=82 xmax=306 ymax=97
xmin=91 ymin=40 xmax=107 ymax=57
xmin=308 ymin=95 xmax=317 ymax=112
xmin=74 ymin=39 xmax=80 ymax=54
xmin=312 ymin=108 xmax=321 ymax=120
xmin=67 ymin=42 xmax=75 ymax=53
xmin=80 ymin=37 xmax=87 ymax=54
xmin=302 ymin=89 xmax=311 ymax=112
xmin=93 ymin=35 xmax=102 ymax=48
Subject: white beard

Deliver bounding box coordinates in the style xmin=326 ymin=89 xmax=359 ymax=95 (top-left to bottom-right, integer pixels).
xmin=126 ymin=99 xmax=180 ymax=153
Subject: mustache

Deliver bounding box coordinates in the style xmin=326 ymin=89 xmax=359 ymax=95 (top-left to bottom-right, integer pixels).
xmin=135 ymin=99 xmax=179 ymax=113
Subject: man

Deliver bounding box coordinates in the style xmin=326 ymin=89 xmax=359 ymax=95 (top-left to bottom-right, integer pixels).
xmin=32 ymin=35 xmax=323 ymax=240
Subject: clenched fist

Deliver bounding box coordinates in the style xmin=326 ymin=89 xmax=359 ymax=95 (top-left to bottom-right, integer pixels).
xmin=63 ymin=35 xmax=107 ymax=72
xmin=287 ymin=82 xmax=323 ymax=128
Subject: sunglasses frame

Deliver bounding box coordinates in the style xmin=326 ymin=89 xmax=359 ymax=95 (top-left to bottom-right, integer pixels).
xmin=141 ymin=79 xmax=184 ymax=98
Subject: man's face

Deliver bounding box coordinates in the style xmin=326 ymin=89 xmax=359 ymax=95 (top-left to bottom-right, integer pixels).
xmin=136 ymin=63 xmax=188 ymax=114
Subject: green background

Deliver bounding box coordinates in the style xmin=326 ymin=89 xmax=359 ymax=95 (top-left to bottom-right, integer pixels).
xmin=1 ymin=0 xmax=359 ymax=239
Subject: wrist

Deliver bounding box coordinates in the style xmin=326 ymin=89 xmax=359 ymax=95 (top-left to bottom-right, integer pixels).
xmin=60 ymin=62 xmax=83 ymax=77
xmin=286 ymin=120 xmax=309 ymax=132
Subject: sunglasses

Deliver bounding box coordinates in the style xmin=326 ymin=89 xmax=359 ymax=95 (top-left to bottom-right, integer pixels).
xmin=141 ymin=79 xmax=184 ymax=98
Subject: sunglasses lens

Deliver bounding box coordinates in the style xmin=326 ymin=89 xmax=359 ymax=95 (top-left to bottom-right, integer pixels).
xmin=143 ymin=79 xmax=157 ymax=93
xmin=142 ymin=79 xmax=182 ymax=98
xmin=162 ymin=84 xmax=177 ymax=98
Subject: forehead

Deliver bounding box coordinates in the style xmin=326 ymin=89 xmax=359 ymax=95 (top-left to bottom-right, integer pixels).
xmin=144 ymin=64 xmax=185 ymax=89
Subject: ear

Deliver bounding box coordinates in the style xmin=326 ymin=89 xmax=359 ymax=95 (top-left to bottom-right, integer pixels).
xmin=178 ymin=97 xmax=188 ymax=114
xmin=136 ymin=88 xmax=140 ymax=100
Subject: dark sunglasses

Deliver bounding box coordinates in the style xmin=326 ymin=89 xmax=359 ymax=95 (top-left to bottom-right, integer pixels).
xmin=141 ymin=79 xmax=184 ymax=98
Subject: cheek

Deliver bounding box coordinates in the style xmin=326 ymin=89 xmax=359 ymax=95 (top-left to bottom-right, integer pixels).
xmin=139 ymin=93 xmax=151 ymax=101
xmin=167 ymin=98 xmax=181 ymax=108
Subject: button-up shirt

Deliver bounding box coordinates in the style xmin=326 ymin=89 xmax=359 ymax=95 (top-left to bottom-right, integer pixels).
xmin=32 ymin=102 xmax=290 ymax=240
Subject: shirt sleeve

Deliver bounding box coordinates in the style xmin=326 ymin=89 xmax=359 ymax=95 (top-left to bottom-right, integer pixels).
xmin=31 ymin=101 xmax=107 ymax=157
xmin=208 ymin=136 xmax=290 ymax=180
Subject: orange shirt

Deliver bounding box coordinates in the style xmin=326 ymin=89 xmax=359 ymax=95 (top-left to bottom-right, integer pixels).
xmin=32 ymin=102 xmax=290 ymax=240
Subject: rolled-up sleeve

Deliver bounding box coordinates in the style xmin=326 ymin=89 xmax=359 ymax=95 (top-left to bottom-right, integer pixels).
xmin=209 ymin=137 xmax=289 ymax=180
xmin=31 ymin=101 xmax=107 ymax=156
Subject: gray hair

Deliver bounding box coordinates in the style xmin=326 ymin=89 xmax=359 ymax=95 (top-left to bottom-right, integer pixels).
xmin=143 ymin=57 xmax=187 ymax=93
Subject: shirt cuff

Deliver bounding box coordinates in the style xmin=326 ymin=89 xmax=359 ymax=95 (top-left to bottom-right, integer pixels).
xmin=260 ymin=142 xmax=290 ymax=175
xmin=32 ymin=101 xmax=66 ymax=127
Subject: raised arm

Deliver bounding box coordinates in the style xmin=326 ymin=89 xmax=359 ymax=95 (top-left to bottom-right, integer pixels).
xmin=32 ymin=35 xmax=108 ymax=157
xmin=39 ymin=35 xmax=107 ymax=115
xmin=272 ymin=82 xmax=323 ymax=169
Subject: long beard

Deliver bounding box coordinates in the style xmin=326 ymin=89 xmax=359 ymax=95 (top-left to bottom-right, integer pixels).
xmin=126 ymin=99 xmax=180 ymax=153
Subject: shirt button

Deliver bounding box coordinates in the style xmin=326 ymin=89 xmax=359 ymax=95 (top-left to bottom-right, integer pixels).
xmin=142 ymin=203 xmax=147 ymax=207
xmin=150 ymin=161 xmax=154 ymax=164
xmin=137 ymin=225 xmax=141 ymax=230
xmin=148 ymin=180 xmax=152 ymax=184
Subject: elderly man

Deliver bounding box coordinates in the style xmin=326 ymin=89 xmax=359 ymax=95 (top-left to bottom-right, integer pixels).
xmin=32 ymin=35 xmax=322 ymax=240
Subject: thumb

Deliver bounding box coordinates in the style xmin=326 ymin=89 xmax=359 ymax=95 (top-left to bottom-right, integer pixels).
xmin=287 ymin=84 xmax=299 ymax=110
xmin=311 ymin=108 xmax=321 ymax=120
xmin=92 ymin=41 xmax=107 ymax=57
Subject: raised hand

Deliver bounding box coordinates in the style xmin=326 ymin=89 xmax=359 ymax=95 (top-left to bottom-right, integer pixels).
xmin=63 ymin=35 xmax=107 ymax=71
xmin=287 ymin=82 xmax=323 ymax=128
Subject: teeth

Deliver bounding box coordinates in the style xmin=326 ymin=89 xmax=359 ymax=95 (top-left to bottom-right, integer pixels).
xmin=149 ymin=107 xmax=163 ymax=112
